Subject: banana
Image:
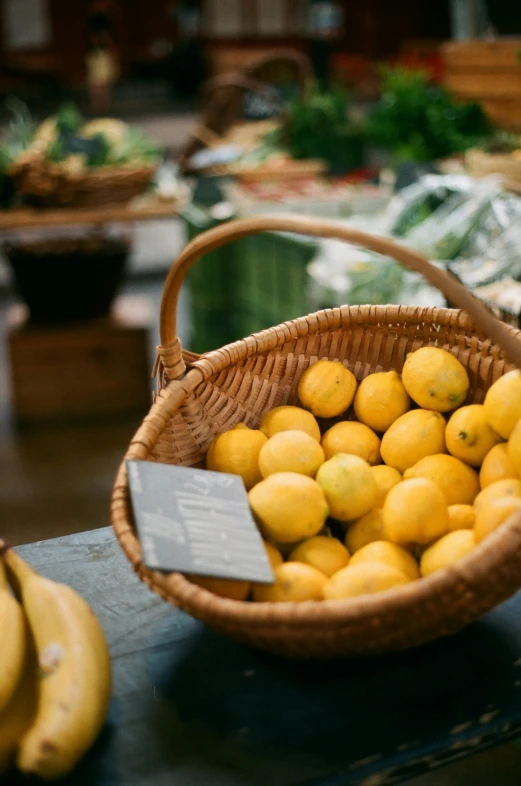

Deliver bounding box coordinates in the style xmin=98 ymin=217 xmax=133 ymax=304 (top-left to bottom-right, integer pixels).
xmin=0 ymin=557 xmax=27 ymax=715
xmin=0 ymin=637 xmax=37 ymax=776
xmin=4 ymin=548 xmax=112 ymax=781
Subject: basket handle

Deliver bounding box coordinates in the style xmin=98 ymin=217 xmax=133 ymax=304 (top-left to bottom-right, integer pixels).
xmin=157 ymin=214 xmax=521 ymax=381
xmin=202 ymin=73 xmax=286 ymax=113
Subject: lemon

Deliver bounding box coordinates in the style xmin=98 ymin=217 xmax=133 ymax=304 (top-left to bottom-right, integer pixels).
xmin=380 ymin=409 xmax=446 ymax=473
xmin=349 ymin=541 xmax=419 ymax=581
xmin=353 ymin=370 xmax=411 ymax=432
xmin=248 ymin=472 xmax=329 ymax=543
xmin=298 ymin=360 xmax=357 ymax=418
xmin=403 ymin=454 xmax=479 ymax=505
xmin=371 ymin=465 xmax=402 ymax=507
xmin=474 ymin=497 xmax=521 ymax=544
xmin=480 ymin=443 xmax=518 ymax=488
xmin=447 ymin=504 xmax=475 ymax=531
xmin=420 ymin=530 xmax=475 ymax=577
xmin=483 ymin=369 xmax=521 ymax=439
xmin=401 ymin=346 xmax=469 ymax=412
xmin=189 ymin=575 xmax=250 ymax=601
xmin=383 ymin=478 xmax=449 ymax=547
xmin=316 ymin=454 xmax=377 ymax=521
xmin=344 ymin=509 xmax=387 ymax=553
xmin=259 ymin=405 xmax=321 ymax=441
xmin=508 ymin=419 xmax=521 ymax=478
xmin=322 ymin=562 xmax=410 ymax=600
xmin=289 ymin=536 xmax=350 ymax=578
xmin=206 ymin=427 xmax=267 ymax=490
xmin=473 ymin=478 xmax=521 ymax=514
xmin=445 ymin=405 xmax=500 ymax=467
xmin=253 ymin=562 xmax=326 ymax=602
xmin=321 ymin=421 xmax=381 ymax=465
xmin=259 ymin=430 xmax=325 ymax=478
xmin=263 ymin=541 xmax=283 ymax=569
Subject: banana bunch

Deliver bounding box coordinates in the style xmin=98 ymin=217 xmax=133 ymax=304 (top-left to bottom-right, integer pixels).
xmin=0 ymin=544 xmax=111 ymax=781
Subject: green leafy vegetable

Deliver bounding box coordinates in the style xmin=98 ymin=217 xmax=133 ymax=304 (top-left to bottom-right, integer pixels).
xmin=1 ymin=97 xmax=35 ymax=161
xmin=55 ymin=103 xmax=84 ymax=135
xmin=366 ymin=67 xmax=491 ymax=164
xmin=107 ymin=128 xmax=161 ymax=165
xmin=273 ymin=83 xmax=364 ymax=173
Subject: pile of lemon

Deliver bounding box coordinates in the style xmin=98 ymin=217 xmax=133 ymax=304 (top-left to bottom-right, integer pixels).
xmin=199 ymin=347 xmax=521 ymax=604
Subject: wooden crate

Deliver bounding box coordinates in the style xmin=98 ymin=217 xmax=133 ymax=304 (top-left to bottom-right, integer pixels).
xmin=441 ymin=39 xmax=521 ymax=130
xmin=7 ymin=296 xmax=153 ymax=422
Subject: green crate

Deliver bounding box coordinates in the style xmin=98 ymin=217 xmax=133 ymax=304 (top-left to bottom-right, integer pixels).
xmin=182 ymin=203 xmax=240 ymax=353
xmin=181 ymin=205 xmax=318 ymax=354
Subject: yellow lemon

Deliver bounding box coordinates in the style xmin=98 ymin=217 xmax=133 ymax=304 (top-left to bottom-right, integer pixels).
xmin=289 ymin=536 xmax=350 ymax=578
xmin=263 ymin=541 xmax=284 ymax=570
xmin=447 ymin=504 xmax=475 ymax=531
xmin=371 ymin=465 xmax=402 ymax=507
xmin=473 ymin=478 xmax=521 ymax=514
xmin=189 ymin=575 xmax=250 ymax=601
xmin=206 ymin=427 xmax=267 ymax=490
xmin=322 ymin=562 xmax=410 ymax=600
xmin=401 ymin=346 xmax=469 ymax=412
xmin=483 ymin=369 xmax=521 ymax=438
xmin=316 ymin=454 xmax=378 ymax=521
xmin=508 ymin=419 xmax=521 ymax=478
xmin=349 ymin=541 xmax=419 ymax=581
xmin=403 ymin=454 xmax=479 ymax=505
xmin=259 ymin=405 xmax=321 ymax=441
xmin=380 ymin=409 xmax=446 ymax=473
xmin=259 ymin=430 xmax=325 ymax=478
xmin=383 ymin=478 xmax=449 ymax=547
xmin=480 ymin=443 xmax=518 ymax=488
xmin=321 ymin=421 xmax=381 ymax=465
xmin=298 ymin=360 xmax=357 ymax=418
xmin=475 ymin=497 xmax=521 ymax=544
xmin=344 ymin=509 xmax=387 ymax=553
xmin=445 ymin=405 xmax=500 ymax=467
xmin=353 ymin=370 xmax=411 ymax=432
xmin=248 ymin=472 xmax=329 ymax=543
xmin=420 ymin=530 xmax=475 ymax=576
xmin=253 ymin=562 xmax=326 ymax=602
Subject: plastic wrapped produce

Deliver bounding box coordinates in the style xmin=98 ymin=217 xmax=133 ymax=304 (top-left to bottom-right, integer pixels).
xmin=404 ymin=178 xmax=502 ymax=260
xmin=384 ymin=175 xmax=472 ymax=237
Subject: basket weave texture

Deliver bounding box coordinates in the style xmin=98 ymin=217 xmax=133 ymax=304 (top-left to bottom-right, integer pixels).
xmin=112 ymin=215 xmax=521 ymax=658
xmin=7 ymin=152 xmax=155 ymax=208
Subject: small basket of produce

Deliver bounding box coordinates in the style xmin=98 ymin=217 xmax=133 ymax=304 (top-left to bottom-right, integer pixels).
xmin=5 ymin=103 xmax=160 ymax=208
xmin=112 ymin=215 xmax=521 ymax=659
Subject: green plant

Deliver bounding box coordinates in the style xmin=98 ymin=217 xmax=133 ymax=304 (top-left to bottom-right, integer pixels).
xmin=1 ymin=98 xmax=35 ymax=161
xmin=273 ymin=83 xmax=364 ymax=173
xmin=54 ymin=103 xmax=83 ymax=135
xmin=366 ymin=66 xmax=491 ymax=164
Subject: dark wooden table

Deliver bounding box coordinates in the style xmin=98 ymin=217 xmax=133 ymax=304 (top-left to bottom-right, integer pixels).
xmin=5 ymin=527 xmax=521 ymax=786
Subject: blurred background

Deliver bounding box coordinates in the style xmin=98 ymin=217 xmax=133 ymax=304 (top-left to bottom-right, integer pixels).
xmin=0 ymin=0 xmax=521 ymax=541
xmin=3 ymin=3 xmax=521 ymax=782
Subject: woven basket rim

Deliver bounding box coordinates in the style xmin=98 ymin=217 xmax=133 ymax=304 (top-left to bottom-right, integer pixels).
xmin=112 ymin=303 xmax=521 ymax=631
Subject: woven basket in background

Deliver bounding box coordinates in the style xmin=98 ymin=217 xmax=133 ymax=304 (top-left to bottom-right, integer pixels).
xmin=7 ymin=153 xmax=155 ymax=208
xmin=111 ymin=215 xmax=521 ymax=658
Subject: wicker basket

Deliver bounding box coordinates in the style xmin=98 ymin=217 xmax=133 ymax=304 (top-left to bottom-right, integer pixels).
xmin=7 ymin=152 xmax=155 ymax=208
xmin=178 ymin=49 xmax=313 ymax=173
xmin=465 ymin=148 xmax=521 ymax=190
xmin=111 ymin=215 xmax=521 ymax=659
